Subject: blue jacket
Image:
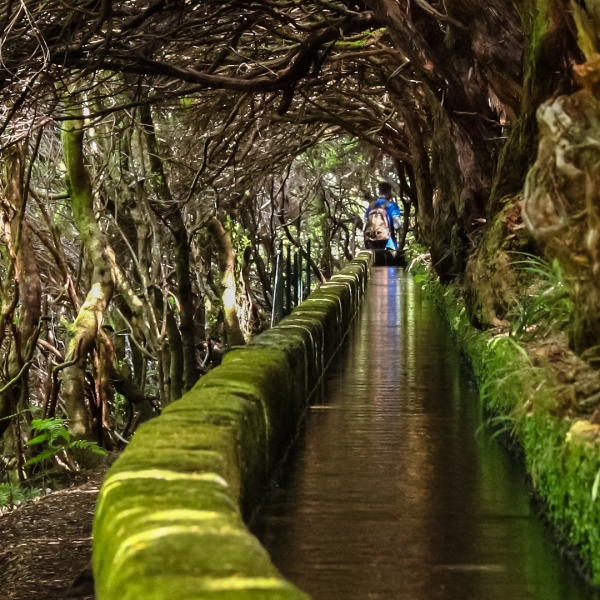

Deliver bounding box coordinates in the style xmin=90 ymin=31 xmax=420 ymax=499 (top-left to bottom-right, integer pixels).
xmin=365 ymin=198 xmax=402 ymax=249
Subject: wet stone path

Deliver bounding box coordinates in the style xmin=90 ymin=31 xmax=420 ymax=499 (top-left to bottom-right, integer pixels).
xmin=253 ymin=268 xmax=596 ymax=600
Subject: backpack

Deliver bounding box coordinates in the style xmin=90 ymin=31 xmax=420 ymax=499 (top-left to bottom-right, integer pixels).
xmin=364 ymin=200 xmax=391 ymax=242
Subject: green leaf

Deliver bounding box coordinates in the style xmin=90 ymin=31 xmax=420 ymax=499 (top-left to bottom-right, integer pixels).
xmin=30 ymin=418 xmax=71 ymax=445
xmin=69 ymin=439 xmax=107 ymax=456
xmin=25 ymin=448 xmax=61 ymax=466
xmin=26 ymin=433 xmax=51 ymax=446
xmin=413 ymin=274 xmax=426 ymax=283
xmin=31 ymin=418 xmax=65 ymax=431
xmin=0 ymin=483 xmax=39 ymax=508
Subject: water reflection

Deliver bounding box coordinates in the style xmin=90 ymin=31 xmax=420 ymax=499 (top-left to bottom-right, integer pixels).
xmin=253 ymin=268 xmax=596 ymax=600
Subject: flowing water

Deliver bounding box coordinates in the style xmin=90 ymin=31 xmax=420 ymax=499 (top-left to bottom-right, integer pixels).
xmin=253 ymin=268 xmax=597 ymax=600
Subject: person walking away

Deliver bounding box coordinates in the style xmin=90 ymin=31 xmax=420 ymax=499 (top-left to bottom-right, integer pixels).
xmin=364 ymin=182 xmax=402 ymax=250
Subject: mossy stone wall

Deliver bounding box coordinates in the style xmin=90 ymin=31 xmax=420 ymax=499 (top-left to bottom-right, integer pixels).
xmin=92 ymin=252 xmax=372 ymax=600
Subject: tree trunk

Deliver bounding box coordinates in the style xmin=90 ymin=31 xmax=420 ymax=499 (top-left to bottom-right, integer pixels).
xmin=317 ymin=189 xmax=334 ymax=278
xmin=153 ymin=288 xmax=184 ymax=402
xmin=427 ymin=94 xmax=465 ymax=282
xmin=207 ymin=218 xmax=246 ymax=347
xmin=488 ymin=0 xmax=578 ymax=214
xmin=523 ymin=48 xmax=600 ymax=351
xmin=60 ymin=93 xmax=114 ymax=440
xmin=0 ymin=145 xmax=42 ymax=444
xmin=139 ymin=103 xmax=198 ymax=391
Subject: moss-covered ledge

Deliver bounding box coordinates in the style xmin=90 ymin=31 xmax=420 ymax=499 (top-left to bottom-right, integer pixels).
xmin=410 ymin=261 xmax=600 ymax=585
xmin=92 ymin=252 xmax=372 ymax=600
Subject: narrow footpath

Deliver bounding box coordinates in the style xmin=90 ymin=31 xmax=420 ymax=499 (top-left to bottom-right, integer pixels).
xmin=253 ymin=268 xmax=595 ymax=600
xmin=0 ymin=469 xmax=103 ymax=600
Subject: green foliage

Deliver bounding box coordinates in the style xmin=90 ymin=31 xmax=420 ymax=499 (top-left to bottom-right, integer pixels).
xmin=407 ymin=244 xmax=434 ymax=289
xmin=510 ymin=253 xmax=573 ymax=339
xmin=0 ymin=482 xmax=39 ymax=510
xmin=228 ymin=216 xmax=251 ymax=258
xmin=289 ymin=137 xmax=385 ymax=269
xmin=480 ymin=336 xmax=531 ymax=413
xmin=25 ymin=418 xmax=106 ymax=466
xmin=519 ymin=413 xmax=600 ymax=582
xmin=571 ymin=0 xmax=600 ymax=59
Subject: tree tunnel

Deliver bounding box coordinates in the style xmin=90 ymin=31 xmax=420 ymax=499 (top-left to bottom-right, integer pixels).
xmin=2 ymin=0 xmax=600 ymax=597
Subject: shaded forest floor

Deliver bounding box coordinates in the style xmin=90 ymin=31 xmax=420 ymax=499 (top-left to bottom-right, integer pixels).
xmin=0 ymin=468 xmax=106 ymax=600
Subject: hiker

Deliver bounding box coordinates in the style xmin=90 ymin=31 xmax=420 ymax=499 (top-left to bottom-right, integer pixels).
xmin=363 ymin=182 xmax=402 ymax=250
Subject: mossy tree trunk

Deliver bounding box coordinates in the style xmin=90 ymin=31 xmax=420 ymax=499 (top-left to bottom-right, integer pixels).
xmin=524 ymin=76 xmax=600 ymax=349
xmin=521 ymin=3 xmax=600 ymax=352
xmin=60 ymin=93 xmax=114 ymax=440
xmin=207 ymin=217 xmax=245 ymax=347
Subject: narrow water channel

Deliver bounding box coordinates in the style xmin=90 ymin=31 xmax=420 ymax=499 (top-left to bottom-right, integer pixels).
xmin=253 ymin=268 xmax=597 ymax=600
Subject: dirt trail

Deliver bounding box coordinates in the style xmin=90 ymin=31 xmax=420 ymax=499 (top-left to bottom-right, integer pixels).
xmin=0 ymin=469 xmax=105 ymax=600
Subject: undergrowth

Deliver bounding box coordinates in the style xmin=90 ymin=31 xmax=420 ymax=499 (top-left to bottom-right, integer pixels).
xmin=0 ymin=418 xmax=106 ymax=511
xmin=509 ymin=252 xmax=573 ymax=340
xmin=26 ymin=417 xmax=106 ymax=467
xmin=0 ymin=482 xmax=39 ymax=513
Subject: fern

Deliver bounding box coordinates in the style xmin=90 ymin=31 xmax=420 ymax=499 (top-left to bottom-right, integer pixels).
xmin=25 ymin=448 xmax=62 ymax=466
xmin=25 ymin=418 xmax=106 ymax=466
xmin=70 ymin=439 xmax=107 ymax=455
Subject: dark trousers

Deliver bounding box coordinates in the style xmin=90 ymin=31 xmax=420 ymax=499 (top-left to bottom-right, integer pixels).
xmin=365 ymin=239 xmax=390 ymax=250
